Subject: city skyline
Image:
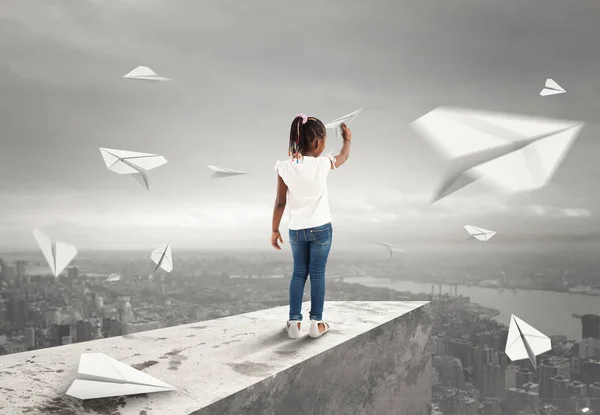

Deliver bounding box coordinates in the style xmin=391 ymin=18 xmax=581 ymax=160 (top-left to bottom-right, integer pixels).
xmin=2 ymin=0 xmax=600 ymax=250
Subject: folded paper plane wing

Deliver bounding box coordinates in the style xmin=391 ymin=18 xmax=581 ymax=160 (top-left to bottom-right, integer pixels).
xmin=505 ymin=314 xmax=551 ymax=371
xmin=464 ymin=225 xmax=496 ymax=241
xmin=540 ymin=78 xmax=565 ymax=96
xmin=99 ymin=147 xmax=167 ymax=190
xmin=410 ymin=107 xmax=584 ymax=203
xmin=325 ymin=108 xmax=363 ymax=138
xmin=65 ymin=353 xmax=175 ymax=400
xmin=151 ymin=243 xmax=173 ymax=273
xmin=380 ymin=242 xmax=404 ymax=258
xmin=123 ymin=66 xmax=171 ymax=81
xmin=32 ymin=228 xmax=77 ymax=278
xmin=207 ymin=165 xmax=247 ymax=179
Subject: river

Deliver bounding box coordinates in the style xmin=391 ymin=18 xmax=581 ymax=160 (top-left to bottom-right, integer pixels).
xmin=344 ymin=276 xmax=600 ymax=341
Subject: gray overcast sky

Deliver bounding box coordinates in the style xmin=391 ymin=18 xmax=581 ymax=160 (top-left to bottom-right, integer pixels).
xmin=1 ymin=0 xmax=600 ymax=251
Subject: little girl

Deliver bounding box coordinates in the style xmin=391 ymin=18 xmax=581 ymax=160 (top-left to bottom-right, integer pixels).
xmin=271 ymin=114 xmax=352 ymax=339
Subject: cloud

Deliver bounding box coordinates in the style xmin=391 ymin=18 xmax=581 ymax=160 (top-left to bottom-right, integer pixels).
xmin=519 ymin=205 xmax=592 ymax=218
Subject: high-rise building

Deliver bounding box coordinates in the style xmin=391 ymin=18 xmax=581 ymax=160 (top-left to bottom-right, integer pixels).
xmin=482 ymin=399 xmax=502 ymax=415
xmin=582 ymin=315 xmax=600 ymax=340
xmin=540 ymin=357 xmax=571 ymax=400
xmin=569 ymin=381 xmax=587 ymax=397
xmin=24 ymin=327 xmax=35 ymax=349
xmin=590 ymin=382 xmax=600 ymax=415
xmin=550 ymin=375 xmax=570 ymax=402
xmin=473 ymin=345 xmax=493 ymax=390
xmin=15 ymin=260 xmax=27 ymax=279
xmin=75 ymin=320 xmax=92 ymax=343
xmin=67 ymin=266 xmax=79 ymax=279
xmin=0 ymin=258 xmax=5 ymax=281
xmin=506 ymin=387 xmax=540 ymax=415
xmin=516 ymin=368 xmax=534 ymax=388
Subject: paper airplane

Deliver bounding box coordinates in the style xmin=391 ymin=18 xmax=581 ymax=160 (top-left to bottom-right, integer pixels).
xmin=464 ymin=225 xmax=496 ymax=241
xmin=410 ymin=107 xmax=584 ymax=203
xmin=540 ymin=79 xmax=566 ymax=96
xmin=99 ymin=147 xmax=167 ymax=190
xmin=380 ymin=242 xmax=405 ymax=259
xmin=123 ymin=66 xmax=171 ymax=81
xmin=505 ymin=314 xmax=551 ymax=371
xmin=65 ymin=352 xmax=175 ymax=400
xmin=32 ymin=228 xmax=77 ymax=278
xmin=207 ymin=165 xmax=247 ymax=179
xmin=151 ymin=243 xmax=173 ymax=273
xmin=325 ymin=108 xmax=363 ymax=138
xmin=106 ymin=273 xmax=121 ymax=282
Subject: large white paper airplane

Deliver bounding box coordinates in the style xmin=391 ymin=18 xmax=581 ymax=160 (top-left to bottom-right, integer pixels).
xmin=32 ymin=228 xmax=77 ymax=278
xmin=464 ymin=225 xmax=496 ymax=241
xmin=207 ymin=165 xmax=247 ymax=179
xmin=410 ymin=107 xmax=584 ymax=203
xmin=540 ymin=79 xmax=566 ymax=96
xmin=505 ymin=314 xmax=551 ymax=371
xmin=65 ymin=353 xmax=176 ymax=400
xmin=151 ymin=243 xmax=173 ymax=273
xmin=123 ymin=66 xmax=171 ymax=81
xmin=380 ymin=242 xmax=405 ymax=259
xmin=106 ymin=273 xmax=121 ymax=282
xmin=325 ymin=108 xmax=363 ymax=138
xmin=99 ymin=147 xmax=167 ymax=190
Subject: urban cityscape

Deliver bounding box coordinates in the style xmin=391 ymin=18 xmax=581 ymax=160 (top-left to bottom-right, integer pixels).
xmin=1 ymin=247 xmax=599 ymax=414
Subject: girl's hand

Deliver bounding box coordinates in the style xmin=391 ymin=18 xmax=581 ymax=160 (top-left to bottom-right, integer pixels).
xmin=341 ymin=123 xmax=352 ymax=142
xmin=271 ymin=230 xmax=283 ymax=250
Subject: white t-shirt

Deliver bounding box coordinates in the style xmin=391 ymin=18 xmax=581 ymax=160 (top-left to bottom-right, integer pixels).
xmin=274 ymin=153 xmax=336 ymax=230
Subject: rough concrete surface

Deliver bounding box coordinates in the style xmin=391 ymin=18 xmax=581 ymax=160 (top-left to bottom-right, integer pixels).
xmin=0 ymin=301 xmax=431 ymax=415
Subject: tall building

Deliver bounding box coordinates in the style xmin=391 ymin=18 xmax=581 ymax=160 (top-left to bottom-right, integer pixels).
xmin=67 ymin=266 xmax=79 ymax=279
xmin=75 ymin=320 xmax=92 ymax=343
xmin=0 ymin=258 xmax=5 ymax=281
xmin=24 ymin=327 xmax=35 ymax=349
xmin=590 ymin=382 xmax=600 ymax=415
xmin=15 ymin=260 xmax=27 ymax=279
xmin=540 ymin=357 xmax=571 ymax=401
xmin=473 ymin=345 xmax=493 ymax=391
xmin=516 ymin=368 xmax=534 ymax=388
xmin=7 ymin=298 xmax=30 ymax=327
xmin=582 ymin=315 xmax=600 ymax=340
xmin=506 ymin=387 xmax=540 ymax=415
xmin=550 ymin=375 xmax=570 ymax=402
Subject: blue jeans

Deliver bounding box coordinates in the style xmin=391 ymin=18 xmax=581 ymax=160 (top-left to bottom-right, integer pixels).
xmin=288 ymin=222 xmax=333 ymax=321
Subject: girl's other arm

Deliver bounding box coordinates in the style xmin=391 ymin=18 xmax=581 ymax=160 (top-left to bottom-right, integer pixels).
xmin=332 ymin=123 xmax=352 ymax=169
xmin=271 ymin=175 xmax=288 ymax=249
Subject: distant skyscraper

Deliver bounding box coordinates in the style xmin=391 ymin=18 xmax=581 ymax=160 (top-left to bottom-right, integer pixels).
xmin=15 ymin=260 xmax=27 ymax=279
xmin=540 ymin=357 xmax=571 ymax=400
xmin=473 ymin=345 xmax=493 ymax=390
xmin=24 ymin=327 xmax=35 ymax=349
xmin=0 ymin=258 xmax=5 ymax=281
xmin=582 ymin=314 xmax=600 ymax=340
xmin=67 ymin=266 xmax=79 ymax=279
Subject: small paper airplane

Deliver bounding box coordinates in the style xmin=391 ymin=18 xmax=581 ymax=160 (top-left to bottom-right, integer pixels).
xmin=464 ymin=225 xmax=496 ymax=241
xmin=207 ymin=165 xmax=247 ymax=179
xmin=32 ymin=228 xmax=77 ymax=278
xmin=540 ymin=79 xmax=566 ymax=96
xmin=106 ymin=273 xmax=121 ymax=282
xmin=99 ymin=147 xmax=167 ymax=190
xmin=380 ymin=242 xmax=405 ymax=259
xmin=151 ymin=243 xmax=173 ymax=273
xmin=325 ymin=108 xmax=363 ymax=138
xmin=65 ymin=352 xmax=176 ymax=400
xmin=410 ymin=107 xmax=584 ymax=203
xmin=123 ymin=66 xmax=171 ymax=81
xmin=505 ymin=314 xmax=551 ymax=371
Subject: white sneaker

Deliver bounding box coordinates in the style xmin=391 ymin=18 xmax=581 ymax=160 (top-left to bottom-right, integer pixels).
xmin=309 ymin=320 xmax=330 ymax=338
xmin=286 ymin=320 xmax=302 ymax=339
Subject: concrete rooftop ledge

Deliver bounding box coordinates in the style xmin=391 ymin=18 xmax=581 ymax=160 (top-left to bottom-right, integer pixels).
xmin=0 ymin=301 xmax=432 ymax=415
